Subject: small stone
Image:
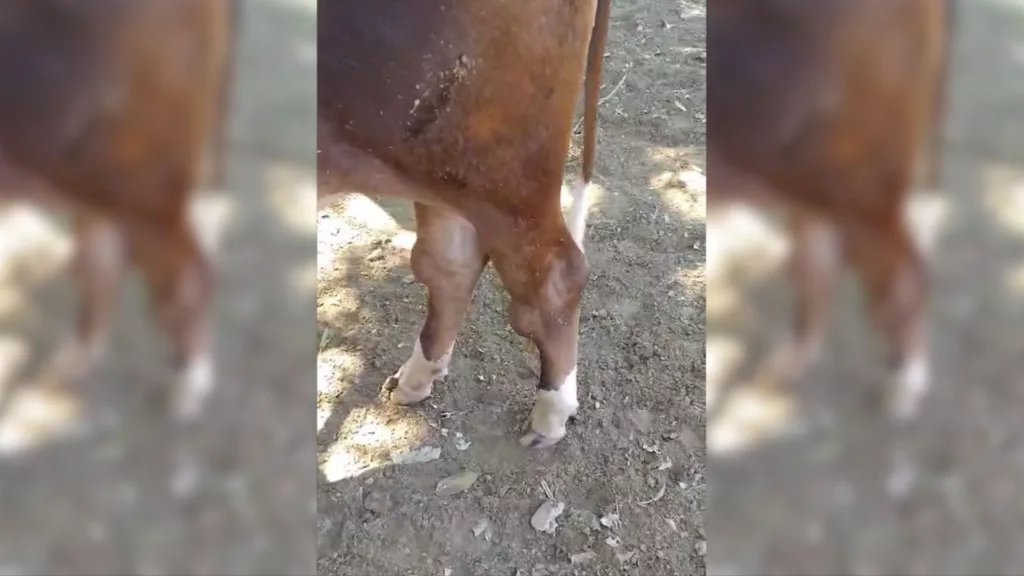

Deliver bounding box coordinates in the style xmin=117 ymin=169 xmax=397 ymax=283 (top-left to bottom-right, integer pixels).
xmin=570 ymin=550 xmax=596 ymax=565
xmin=599 ymin=513 xmax=620 ymax=529
xmin=695 ymin=539 xmax=707 ymax=556
xmin=435 ymin=471 xmax=479 ymax=497
xmin=390 ymin=446 xmax=441 ymax=465
xmin=454 ymin=432 xmax=471 ymax=451
xmin=605 ymin=536 xmax=621 ymax=548
xmin=444 ymin=570 xmax=452 ymax=576
xmin=472 ymin=518 xmax=493 ymax=541
xmin=531 ymin=501 xmax=566 ymax=534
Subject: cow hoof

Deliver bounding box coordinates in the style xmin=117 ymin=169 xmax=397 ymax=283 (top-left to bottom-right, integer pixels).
xmin=387 ymin=341 xmax=448 ymax=406
xmin=520 ymin=378 xmax=578 ymax=449
xmin=519 ymin=429 xmax=564 ymax=449
xmin=173 ymin=352 xmax=214 ymax=423
xmin=389 ymin=383 xmax=431 ymax=405
xmin=886 ymin=354 xmax=929 ymax=423
xmin=520 ymin=404 xmax=573 ymax=450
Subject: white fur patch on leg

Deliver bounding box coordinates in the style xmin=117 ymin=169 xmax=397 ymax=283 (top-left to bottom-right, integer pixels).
xmin=520 ymin=366 xmax=579 ymax=449
xmin=567 ymin=179 xmax=589 ymax=251
xmin=390 ymin=339 xmax=451 ymax=405
xmin=889 ymin=350 xmax=930 ymax=422
xmin=174 ymin=350 xmax=215 ymax=422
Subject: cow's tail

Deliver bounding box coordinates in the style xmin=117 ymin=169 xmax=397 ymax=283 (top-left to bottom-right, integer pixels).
xmin=920 ymin=0 xmax=955 ymax=193
xmin=568 ymin=0 xmax=611 ymax=251
xmin=207 ymin=0 xmax=238 ymax=188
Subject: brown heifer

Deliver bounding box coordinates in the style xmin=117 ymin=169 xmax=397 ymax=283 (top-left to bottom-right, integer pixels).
xmin=707 ymin=0 xmax=952 ymax=421
xmin=318 ymin=0 xmax=612 ymax=448
xmin=0 ymin=1 xmax=234 ymax=421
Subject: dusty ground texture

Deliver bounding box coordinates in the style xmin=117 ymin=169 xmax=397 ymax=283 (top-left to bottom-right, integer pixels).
xmin=707 ymin=1 xmax=1024 ymax=574
xmin=0 ymin=1 xmax=317 ymax=574
xmin=316 ymin=1 xmax=706 ymax=575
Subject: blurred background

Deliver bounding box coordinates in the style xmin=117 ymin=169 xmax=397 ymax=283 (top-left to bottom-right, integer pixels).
xmin=708 ymin=0 xmax=1024 ymax=574
xmin=316 ymin=1 xmax=706 ymax=575
xmin=0 ymin=0 xmax=316 ymax=573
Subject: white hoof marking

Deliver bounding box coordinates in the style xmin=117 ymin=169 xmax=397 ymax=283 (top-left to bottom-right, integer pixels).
xmin=175 ymin=351 xmax=214 ymax=422
xmin=390 ymin=339 xmax=451 ymax=405
xmin=889 ymin=351 xmax=929 ymax=422
xmin=521 ymin=367 xmax=579 ymax=448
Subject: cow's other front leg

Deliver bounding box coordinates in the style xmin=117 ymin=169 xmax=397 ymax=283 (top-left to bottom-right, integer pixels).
xmin=491 ymin=215 xmax=588 ymax=449
xmin=390 ymin=203 xmax=488 ymax=405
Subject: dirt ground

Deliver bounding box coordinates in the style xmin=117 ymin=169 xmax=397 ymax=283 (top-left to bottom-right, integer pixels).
xmin=707 ymin=1 xmax=1024 ymax=574
xmin=316 ymin=1 xmax=707 ymax=575
xmin=0 ymin=2 xmax=317 ymax=574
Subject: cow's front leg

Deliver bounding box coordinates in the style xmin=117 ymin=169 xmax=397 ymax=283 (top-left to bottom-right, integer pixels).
xmin=390 ymin=203 xmax=487 ymax=404
xmin=493 ymin=222 xmax=588 ymax=449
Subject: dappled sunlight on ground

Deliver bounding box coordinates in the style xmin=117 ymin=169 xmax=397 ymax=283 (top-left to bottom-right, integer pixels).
xmin=0 ymin=206 xmax=70 ymax=280
xmin=317 ymin=348 xmax=363 ymax=405
xmin=647 ymin=147 xmax=706 ymax=221
xmin=0 ymin=206 xmax=77 ymax=457
xmin=317 ymin=194 xmax=414 ymax=277
xmin=319 ymin=405 xmax=430 ymax=483
xmin=0 ymin=385 xmax=83 ymax=457
xmin=316 ymin=193 xmax=427 ymax=489
xmin=982 ymin=163 xmax=1024 ymax=236
xmin=705 ymin=205 xmax=796 ymax=456
xmin=561 ymin=179 xmax=608 ymax=220
xmin=979 ymin=164 xmax=1024 ymax=300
